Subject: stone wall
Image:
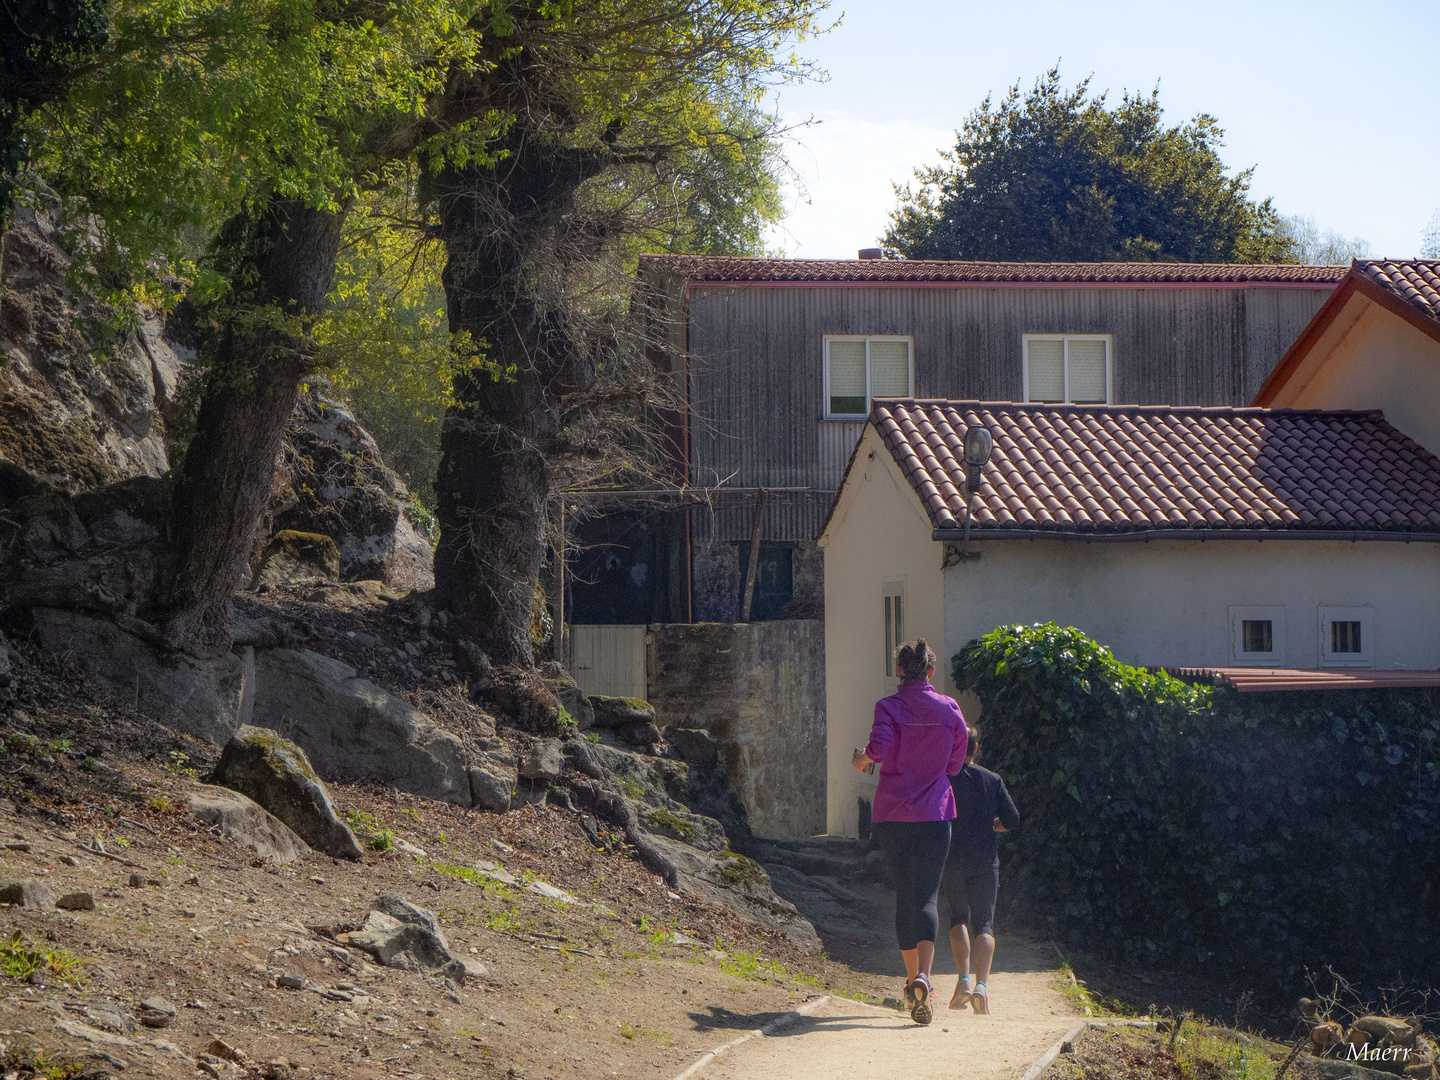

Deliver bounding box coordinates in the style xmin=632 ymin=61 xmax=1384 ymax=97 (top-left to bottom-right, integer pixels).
xmin=646 ymin=620 xmax=825 ymax=838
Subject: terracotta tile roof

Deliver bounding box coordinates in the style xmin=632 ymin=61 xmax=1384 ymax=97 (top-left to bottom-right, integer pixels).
xmin=1354 ymin=259 xmax=1440 ymax=325
xmin=640 ymin=254 xmax=1349 ymax=285
xmin=870 ymin=400 xmax=1440 ymax=536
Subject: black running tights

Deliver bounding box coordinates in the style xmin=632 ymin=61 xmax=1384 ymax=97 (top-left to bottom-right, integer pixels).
xmin=873 ymin=819 xmax=952 ymax=951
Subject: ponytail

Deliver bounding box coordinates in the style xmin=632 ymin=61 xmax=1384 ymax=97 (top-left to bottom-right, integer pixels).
xmin=895 ymin=638 xmax=937 ymax=683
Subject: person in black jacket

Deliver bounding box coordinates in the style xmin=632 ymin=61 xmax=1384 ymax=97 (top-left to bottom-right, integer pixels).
xmin=943 ymin=727 xmax=1019 ymax=1015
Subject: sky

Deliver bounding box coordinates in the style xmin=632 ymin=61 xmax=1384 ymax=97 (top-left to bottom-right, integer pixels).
xmin=763 ymin=0 xmax=1440 ymax=260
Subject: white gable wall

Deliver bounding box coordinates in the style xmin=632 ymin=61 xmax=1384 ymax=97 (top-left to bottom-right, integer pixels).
xmin=1267 ymin=298 xmax=1440 ymax=456
xmin=818 ymin=425 xmax=944 ymax=837
xmin=943 ymin=537 xmax=1440 ymax=674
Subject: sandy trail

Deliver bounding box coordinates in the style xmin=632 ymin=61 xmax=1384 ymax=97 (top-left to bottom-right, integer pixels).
xmin=697 ymin=937 xmax=1080 ymax=1080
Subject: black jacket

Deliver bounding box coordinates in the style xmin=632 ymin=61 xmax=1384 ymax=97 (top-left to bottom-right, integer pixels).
xmin=948 ymin=763 xmax=1020 ymax=873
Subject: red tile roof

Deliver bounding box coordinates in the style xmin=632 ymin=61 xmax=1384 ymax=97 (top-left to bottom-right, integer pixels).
xmin=1163 ymin=668 xmax=1440 ymax=692
xmin=640 ymin=254 xmax=1349 ymax=285
xmin=1354 ymin=259 xmax=1440 ymax=325
xmin=869 ymin=400 xmax=1440 ymax=536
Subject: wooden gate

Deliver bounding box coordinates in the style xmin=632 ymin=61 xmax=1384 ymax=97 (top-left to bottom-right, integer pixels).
xmin=569 ymin=625 xmax=647 ymax=700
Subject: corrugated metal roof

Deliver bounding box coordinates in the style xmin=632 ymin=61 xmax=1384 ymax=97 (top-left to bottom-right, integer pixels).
xmin=1163 ymin=667 xmax=1440 ymax=692
xmin=640 ymin=254 xmax=1350 ymax=285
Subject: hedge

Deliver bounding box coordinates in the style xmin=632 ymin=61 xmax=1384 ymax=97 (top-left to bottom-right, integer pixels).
xmin=954 ymin=623 xmax=1440 ymax=986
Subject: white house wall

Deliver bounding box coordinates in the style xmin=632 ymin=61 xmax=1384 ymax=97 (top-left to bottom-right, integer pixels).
xmin=819 ymin=425 xmax=945 ymax=838
xmin=1269 ymin=299 xmax=1440 ymax=457
xmin=943 ymin=538 xmax=1440 ymax=673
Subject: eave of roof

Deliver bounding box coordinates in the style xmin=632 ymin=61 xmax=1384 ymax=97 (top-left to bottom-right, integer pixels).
xmin=639 ymin=254 xmax=1348 ymax=288
xmin=1253 ymin=260 xmax=1440 ymax=407
xmin=871 ymin=399 xmax=1440 ymax=540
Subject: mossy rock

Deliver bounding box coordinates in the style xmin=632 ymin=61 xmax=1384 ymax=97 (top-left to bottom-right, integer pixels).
xmin=213 ymin=725 xmax=362 ymax=860
xmin=707 ymin=851 xmax=770 ymax=893
xmin=588 ymin=695 xmax=656 ymax=729
xmin=264 ymin=530 xmax=340 ymax=574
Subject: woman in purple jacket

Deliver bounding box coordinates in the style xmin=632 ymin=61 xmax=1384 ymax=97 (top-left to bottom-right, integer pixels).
xmin=852 ymin=638 xmax=969 ymax=1026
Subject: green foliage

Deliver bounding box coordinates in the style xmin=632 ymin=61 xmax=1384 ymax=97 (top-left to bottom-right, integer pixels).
xmin=955 ymin=622 xmax=1440 ymax=985
xmin=346 ymin=809 xmax=381 ymax=834
xmin=166 ymin=751 xmax=199 ymax=779
xmin=886 ymin=67 xmax=1289 ymax=264
xmin=369 ymin=829 xmax=396 ymax=852
xmin=0 ymin=932 xmax=89 ymax=984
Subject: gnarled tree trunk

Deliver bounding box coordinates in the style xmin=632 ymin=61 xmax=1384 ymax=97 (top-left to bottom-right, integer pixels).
xmin=161 ymin=197 xmax=347 ymax=657
xmin=432 ymin=140 xmax=603 ymax=667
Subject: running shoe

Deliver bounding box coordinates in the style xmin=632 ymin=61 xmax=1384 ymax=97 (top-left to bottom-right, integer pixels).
xmin=908 ymin=974 xmax=933 ymax=1026
xmin=949 ymin=982 xmax=971 ymax=1011
xmin=970 ymin=982 xmax=989 ymax=1015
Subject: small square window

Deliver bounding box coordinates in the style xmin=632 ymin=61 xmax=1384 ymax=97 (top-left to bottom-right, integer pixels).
xmin=1230 ymin=606 xmax=1285 ymax=665
xmin=1319 ymin=607 xmax=1373 ymax=668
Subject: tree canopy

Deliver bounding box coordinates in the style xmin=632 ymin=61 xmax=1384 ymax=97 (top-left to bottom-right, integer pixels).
xmin=884 ymin=67 xmax=1288 ymax=264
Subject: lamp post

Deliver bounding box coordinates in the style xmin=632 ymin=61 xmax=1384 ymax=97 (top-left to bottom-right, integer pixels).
xmin=959 ymin=424 xmax=993 ymax=561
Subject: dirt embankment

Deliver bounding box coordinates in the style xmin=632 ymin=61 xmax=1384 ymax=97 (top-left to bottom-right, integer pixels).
xmin=0 ymin=646 xmax=904 ymax=1080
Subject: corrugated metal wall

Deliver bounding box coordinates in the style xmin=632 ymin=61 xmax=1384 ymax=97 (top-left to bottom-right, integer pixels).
xmin=685 ymin=284 xmax=1332 ymax=541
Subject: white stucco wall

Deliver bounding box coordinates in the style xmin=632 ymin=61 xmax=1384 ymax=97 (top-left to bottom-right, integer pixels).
xmin=819 ymin=425 xmax=945 ymax=837
xmin=1267 ymin=297 xmax=1440 ymax=456
xmin=943 ymin=537 xmax=1440 ymax=673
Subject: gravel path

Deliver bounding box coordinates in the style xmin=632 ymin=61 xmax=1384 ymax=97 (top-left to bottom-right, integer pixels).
xmin=696 ymin=936 xmax=1080 ymax=1080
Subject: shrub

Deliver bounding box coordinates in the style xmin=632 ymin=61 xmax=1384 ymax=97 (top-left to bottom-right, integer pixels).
xmin=955 ymin=622 xmax=1440 ymax=987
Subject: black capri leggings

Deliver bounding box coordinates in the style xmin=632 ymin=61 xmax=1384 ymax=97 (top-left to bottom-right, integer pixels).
xmin=873 ymin=820 xmax=951 ymax=951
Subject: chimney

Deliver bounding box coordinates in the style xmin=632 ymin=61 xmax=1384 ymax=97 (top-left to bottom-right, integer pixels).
xmin=857 ymin=247 xmax=882 ymax=260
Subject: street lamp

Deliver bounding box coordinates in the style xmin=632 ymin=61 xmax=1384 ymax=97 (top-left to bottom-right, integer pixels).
xmin=959 ymin=424 xmax=993 ymax=560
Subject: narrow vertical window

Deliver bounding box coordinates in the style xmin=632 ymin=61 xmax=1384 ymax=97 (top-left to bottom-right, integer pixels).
xmin=883 ymin=584 xmax=905 ymax=675
xmin=1320 ymin=608 xmax=1372 ymax=667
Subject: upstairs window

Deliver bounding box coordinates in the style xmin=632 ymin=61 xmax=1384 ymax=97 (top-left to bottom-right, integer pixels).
xmin=1023 ymin=335 xmax=1112 ymax=404
xmin=825 ymin=336 xmax=913 ymax=419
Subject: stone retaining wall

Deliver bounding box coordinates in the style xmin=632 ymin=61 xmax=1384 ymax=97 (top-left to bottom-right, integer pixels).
xmin=646 ymin=620 xmax=824 ymax=837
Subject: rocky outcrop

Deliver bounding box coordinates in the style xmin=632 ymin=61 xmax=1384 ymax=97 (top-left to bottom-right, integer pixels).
xmin=0 ymin=193 xmax=185 ymax=491
xmin=575 ymin=740 xmax=821 ymax=953
xmin=588 ymin=695 xmax=661 ymax=747
xmin=269 ymin=393 xmax=433 ymax=590
xmin=186 ymin=785 xmax=311 ymax=864
xmin=212 ymin=725 xmax=364 ymax=860
xmin=29 ymin=608 xmax=247 ymax=746
xmin=250 ymin=648 xmax=471 ymax=805
xmin=253 ymin=531 xmax=341 ymax=592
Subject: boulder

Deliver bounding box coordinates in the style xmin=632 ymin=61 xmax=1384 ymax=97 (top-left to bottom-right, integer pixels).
xmin=56 ymin=891 xmax=94 ymax=911
xmin=616 ymin=720 xmax=662 ymax=747
xmin=212 ymin=725 xmax=364 ymax=860
xmin=540 ymin=663 xmax=594 ymax=730
xmin=186 ymin=785 xmax=311 ymax=864
xmin=254 ymin=530 xmax=340 ymax=591
xmin=469 ymin=762 xmax=515 ymax=814
xmin=0 ymin=879 xmax=56 ymax=909
xmin=588 ymin=695 xmax=655 ymax=729
xmin=250 ymin=648 xmax=471 ymax=806
xmin=336 ymin=894 xmax=466 ymax=979
xmin=519 ymin=739 xmax=566 ymax=781
xmin=29 ymin=608 xmax=247 ymax=746
xmin=138 ymin=998 xmax=176 ymax=1028
xmin=667 ymin=727 xmax=719 ymax=766
xmin=269 ymin=392 xmax=434 ymax=591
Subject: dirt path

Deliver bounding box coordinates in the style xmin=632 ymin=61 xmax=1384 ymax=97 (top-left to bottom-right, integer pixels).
xmin=696 ymin=936 xmax=1080 ymax=1080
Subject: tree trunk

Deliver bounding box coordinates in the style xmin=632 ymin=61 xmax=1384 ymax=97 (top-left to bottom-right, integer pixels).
xmin=161 ymin=197 xmax=346 ymax=657
xmin=431 ymin=141 xmax=603 ymax=667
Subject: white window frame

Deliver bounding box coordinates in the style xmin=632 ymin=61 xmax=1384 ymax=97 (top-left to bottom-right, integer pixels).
xmin=1229 ymin=606 xmax=1286 ymax=665
xmin=1022 ymin=334 xmax=1114 ymax=404
xmin=1319 ymin=607 xmax=1374 ymax=668
xmin=883 ymin=581 xmax=905 ymax=677
xmin=823 ymin=335 xmax=915 ymax=420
